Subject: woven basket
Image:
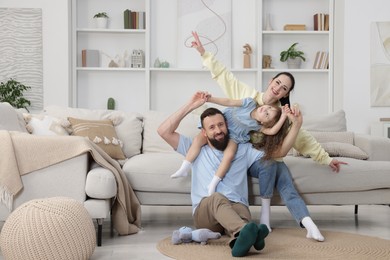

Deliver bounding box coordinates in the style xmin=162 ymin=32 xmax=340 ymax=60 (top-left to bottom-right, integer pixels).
xmin=0 ymin=197 xmax=96 ymax=260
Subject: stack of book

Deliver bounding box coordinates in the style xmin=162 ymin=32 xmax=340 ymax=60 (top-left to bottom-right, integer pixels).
xmin=312 ymin=51 xmax=329 ymax=69
xmin=124 ymin=9 xmax=146 ymax=29
xmin=313 ymin=13 xmax=329 ymax=31
xmin=283 ymin=24 xmax=306 ymax=31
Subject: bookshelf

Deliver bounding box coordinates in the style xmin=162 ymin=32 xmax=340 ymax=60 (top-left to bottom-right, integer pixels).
xmin=72 ymin=0 xmax=334 ymax=115
xmin=71 ymin=0 xmax=150 ymax=111
xmin=260 ymin=0 xmax=334 ymax=115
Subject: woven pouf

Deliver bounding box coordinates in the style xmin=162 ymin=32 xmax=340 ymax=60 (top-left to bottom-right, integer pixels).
xmin=0 ymin=197 xmax=96 ymax=260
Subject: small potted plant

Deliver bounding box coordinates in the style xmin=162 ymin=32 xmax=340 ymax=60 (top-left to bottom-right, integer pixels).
xmin=0 ymin=78 xmax=31 ymax=112
xmin=93 ymin=12 xmax=109 ymax=29
xmin=280 ymin=42 xmax=306 ymax=69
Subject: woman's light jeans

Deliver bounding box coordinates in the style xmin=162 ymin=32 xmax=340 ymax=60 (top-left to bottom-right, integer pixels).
xmin=248 ymin=159 xmax=309 ymax=226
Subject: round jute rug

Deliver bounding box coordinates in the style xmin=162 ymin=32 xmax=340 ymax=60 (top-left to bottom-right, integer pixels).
xmin=157 ymin=228 xmax=390 ymax=259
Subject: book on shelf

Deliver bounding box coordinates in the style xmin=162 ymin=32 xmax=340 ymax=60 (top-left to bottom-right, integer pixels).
xmin=313 ymin=13 xmax=329 ymax=31
xmin=81 ymin=49 xmax=100 ymax=67
xmin=313 ymin=51 xmax=329 ymax=69
xmin=124 ymin=9 xmax=131 ymax=29
xmin=283 ymin=24 xmax=306 ymax=31
xmin=123 ymin=10 xmax=145 ymax=29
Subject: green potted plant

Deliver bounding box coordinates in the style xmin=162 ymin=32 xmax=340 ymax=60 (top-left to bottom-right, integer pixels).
xmin=93 ymin=12 xmax=109 ymax=29
xmin=280 ymin=42 xmax=306 ymax=69
xmin=0 ymin=78 xmax=31 ymax=112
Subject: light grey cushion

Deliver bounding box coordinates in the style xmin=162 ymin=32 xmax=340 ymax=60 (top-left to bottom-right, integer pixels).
xmin=0 ymin=102 xmax=27 ymax=132
xmin=310 ymin=131 xmax=354 ymax=144
xmin=320 ymin=142 xmax=368 ymax=160
xmin=142 ymin=111 xmax=200 ymax=153
xmin=303 ymin=110 xmax=347 ymax=132
xmin=293 ymin=131 xmax=368 ymax=160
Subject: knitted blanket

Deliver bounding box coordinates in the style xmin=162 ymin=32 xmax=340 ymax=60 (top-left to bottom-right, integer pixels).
xmin=0 ymin=130 xmax=141 ymax=235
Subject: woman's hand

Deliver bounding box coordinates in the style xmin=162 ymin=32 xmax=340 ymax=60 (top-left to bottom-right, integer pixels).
xmin=191 ymin=31 xmax=205 ymax=56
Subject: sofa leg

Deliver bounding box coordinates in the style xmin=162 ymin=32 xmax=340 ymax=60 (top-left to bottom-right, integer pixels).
xmin=354 ymin=205 xmax=358 ymax=215
xmin=96 ymin=218 xmax=103 ymax=247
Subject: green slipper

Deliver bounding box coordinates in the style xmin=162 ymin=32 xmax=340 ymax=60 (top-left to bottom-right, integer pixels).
xmin=253 ymin=224 xmax=269 ymax=251
xmin=231 ymin=222 xmax=258 ymax=257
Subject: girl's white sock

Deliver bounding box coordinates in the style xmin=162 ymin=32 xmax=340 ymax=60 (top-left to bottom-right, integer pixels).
xmin=171 ymin=160 xmax=191 ymax=178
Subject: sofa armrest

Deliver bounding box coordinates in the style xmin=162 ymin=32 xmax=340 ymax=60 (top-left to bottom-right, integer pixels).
xmin=354 ymin=134 xmax=390 ymax=161
xmin=85 ymin=166 xmax=117 ymax=199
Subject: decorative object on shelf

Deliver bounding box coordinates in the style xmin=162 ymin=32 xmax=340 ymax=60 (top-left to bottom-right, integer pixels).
xmin=243 ymin=44 xmax=252 ymax=68
xmin=265 ymin=13 xmax=273 ymax=31
xmin=283 ymin=24 xmax=306 ymax=31
xmin=262 ymin=55 xmax=272 ymax=69
xmin=0 ymin=78 xmax=31 ymax=112
xmin=93 ymin=12 xmax=109 ymax=29
xmin=154 ymin=58 xmax=161 ymax=68
xmin=160 ymin=61 xmax=170 ymax=68
xmin=280 ymin=42 xmax=306 ymax=69
xmin=82 ymin=49 xmax=100 ymax=67
xmin=131 ymin=49 xmax=145 ymax=68
xmin=107 ymin=97 xmax=115 ymax=110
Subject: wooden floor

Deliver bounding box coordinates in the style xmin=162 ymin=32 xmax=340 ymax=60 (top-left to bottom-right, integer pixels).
xmin=1 ymin=205 xmax=390 ymax=259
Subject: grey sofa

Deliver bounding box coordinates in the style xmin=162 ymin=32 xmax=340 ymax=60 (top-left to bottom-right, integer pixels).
xmin=2 ymin=103 xmax=390 ymax=243
xmin=124 ymin=109 xmax=390 ymax=210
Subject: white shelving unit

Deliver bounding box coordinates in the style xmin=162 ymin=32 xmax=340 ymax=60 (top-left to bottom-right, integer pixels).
xmin=71 ymin=0 xmax=150 ymax=112
xmin=72 ymin=0 xmax=334 ymax=115
xmin=259 ymin=0 xmax=334 ymax=115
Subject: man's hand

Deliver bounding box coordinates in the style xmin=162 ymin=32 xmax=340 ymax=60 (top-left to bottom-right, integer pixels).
xmin=328 ymin=159 xmax=348 ymax=173
xmin=191 ymin=31 xmax=206 ymax=56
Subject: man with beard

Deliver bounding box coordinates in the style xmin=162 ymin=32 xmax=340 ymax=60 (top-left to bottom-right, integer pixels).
xmin=157 ymin=91 xmax=302 ymax=257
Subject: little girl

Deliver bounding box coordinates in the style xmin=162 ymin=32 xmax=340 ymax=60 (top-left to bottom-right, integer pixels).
xmin=171 ymin=92 xmax=290 ymax=195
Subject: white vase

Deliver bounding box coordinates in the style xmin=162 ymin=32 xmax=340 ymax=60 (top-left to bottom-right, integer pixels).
xmin=287 ymin=58 xmax=302 ymax=69
xmin=265 ymin=13 xmax=273 ymax=31
xmin=94 ymin=18 xmax=108 ymax=29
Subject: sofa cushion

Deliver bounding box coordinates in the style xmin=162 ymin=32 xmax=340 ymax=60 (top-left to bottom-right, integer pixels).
xmin=293 ymin=131 xmax=368 ymax=160
xmin=319 ymin=142 xmax=368 ymax=160
xmin=123 ymin=152 xmax=191 ymax=193
xmin=0 ymin=102 xmax=27 ymax=132
xmin=284 ymin=156 xmax=390 ymax=193
xmin=310 ymin=131 xmax=354 ymax=144
xmin=25 ymin=114 xmax=69 ymax=136
xmin=68 ymin=117 xmax=126 ymax=160
xmin=142 ymin=111 xmax=200 ymax=153
xmin=43 ymin=106 xmax=143 ymax=158
xmin=303 ymin=110 xmax=347 ymax=132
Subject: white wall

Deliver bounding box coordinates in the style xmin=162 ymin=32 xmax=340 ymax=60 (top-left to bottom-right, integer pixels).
xmin=341 ymin=0 xmax=390 ymax=134
xmin=0 ymin=0 xmax=71 ymax=109
xmin=2 ymin=0 xmax=389 ymax=134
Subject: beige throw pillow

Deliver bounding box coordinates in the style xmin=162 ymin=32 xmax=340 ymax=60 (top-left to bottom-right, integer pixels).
xmin=68 ymin=117 xmax=126 ymax=160
xmin=320 ymin=142 xmax=368 ymax=160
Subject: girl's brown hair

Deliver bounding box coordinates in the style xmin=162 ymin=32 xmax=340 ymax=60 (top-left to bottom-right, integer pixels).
xmin=250 ymin=108 xmax=290 ymax=161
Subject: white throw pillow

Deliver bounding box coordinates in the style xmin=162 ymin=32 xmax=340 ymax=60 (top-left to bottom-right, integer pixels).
xmin=27 ymin=115 xmax=69 ymax=136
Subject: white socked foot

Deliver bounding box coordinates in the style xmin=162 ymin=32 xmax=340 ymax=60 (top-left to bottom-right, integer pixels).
xmin=301 ymin=216 xmax=325 ymax=242
xmin=260 ymin=198 xmax=272 ymax=233
xmin=171 ymin=160 xmax=191 ymax=178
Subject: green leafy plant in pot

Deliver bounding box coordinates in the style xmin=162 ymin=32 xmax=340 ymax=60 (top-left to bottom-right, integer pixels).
xmin=0 ymin=78 xmax=31 ymax=112
xmin=93 ymin=12 xmax=109 ymax=29
xmin=280 ymin=42 xmax=306 ymax=69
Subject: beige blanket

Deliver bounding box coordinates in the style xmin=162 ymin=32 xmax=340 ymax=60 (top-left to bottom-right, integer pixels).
xmin=0 ymin=130 xmax=141 ymax=235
